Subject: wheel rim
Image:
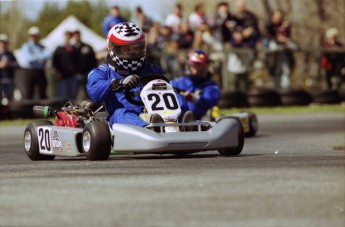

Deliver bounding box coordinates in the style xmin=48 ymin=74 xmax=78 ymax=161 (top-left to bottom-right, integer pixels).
xmin=24 ymin=131 xmax=32 ymax=152
xmin=82 ymin=131 xmax=91 ymax=152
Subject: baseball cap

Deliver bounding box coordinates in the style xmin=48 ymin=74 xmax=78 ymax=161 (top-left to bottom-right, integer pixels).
xmin=28 ymin=26 xmax=40 ymax=36
xmin=0 ymin=34 xmax=9 ymax=42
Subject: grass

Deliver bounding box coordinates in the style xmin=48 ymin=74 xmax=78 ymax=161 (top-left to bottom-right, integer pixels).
xmin=220 ymin=104 xmax=345 ymax=115
xmin=0 ymin=104 xmax=344 ymax=127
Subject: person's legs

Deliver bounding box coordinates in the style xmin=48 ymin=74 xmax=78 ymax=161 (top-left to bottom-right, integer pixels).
xmin=57 ymin=79 xmax=68 ymax=99
xmin=37 ymin=69 xmax=47 ymax=99
xmin=26 ymin=69 xmax=35 ymax=99
xmin=111 ymin=108 xmax=148 ymax=127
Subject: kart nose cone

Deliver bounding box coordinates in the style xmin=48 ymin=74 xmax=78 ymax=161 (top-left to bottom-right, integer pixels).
xmin=24 ymin=131 xmax=32 ymax=152
xmin=82 ymin=131 xmax=91 ymax=152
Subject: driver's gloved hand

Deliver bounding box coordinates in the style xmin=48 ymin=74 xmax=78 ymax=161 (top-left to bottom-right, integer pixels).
xmin=111 ymin=74 xmax=139 ymax=91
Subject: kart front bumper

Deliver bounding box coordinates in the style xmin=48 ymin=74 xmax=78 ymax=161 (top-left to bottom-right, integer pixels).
xmin=112 ymin=118 xmax=241 ymax=154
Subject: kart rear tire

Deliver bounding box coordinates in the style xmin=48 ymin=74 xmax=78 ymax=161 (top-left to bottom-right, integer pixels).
xmin=218 ymin=117 xmax=244 ymax=156
xmin=24 ymin=120 xmax=56 ymax=161
xmin=246 ymin=111 xmax=258 ymax=137
xmin=82 ymin=121 xmax=111 ymax=161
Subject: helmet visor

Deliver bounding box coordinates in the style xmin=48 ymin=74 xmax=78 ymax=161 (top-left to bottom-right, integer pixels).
xmin=109 ymin=39 xmax=146 ymax=60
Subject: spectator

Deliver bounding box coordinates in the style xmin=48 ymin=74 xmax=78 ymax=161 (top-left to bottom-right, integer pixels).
xmin=164 ymin=3 xmax=184 ymax=33
xmin=176 ymin=21 xmax=194 ymax=50
xmin=171 ymin=50 xmax=221 ymax=120
xmin=0 ymin=34 xmax=18 ymax=101
xmin=227 ymin=29 xmax=254 ymax=91
xmin=156 ymin=25 xmax=180 ymax=79
xmin=188 ymin=3 xmax=210 ymax=32
xmin=132 ymin=6 xmax=153 ymax=33
xmin=265 ymin=9 xmax=297 ymax=89
xmin=234 ymin=0 xmax=260 ymax=48
xmin=20 ymin=26 xmax=51 ymax=99
xmin=320 ymin=27 xmax=345 ymax=90
xmin=264 ymin=9 xmax=290 ymax=41
xmin=102 ymin=6 xmax=127 ymax=36
xmin=52 ymin=31 xmax=79 ymax=101
xmin=213 ymin=1 xmax=237 ymax=45
xmin=72 ymin=30 xmax=98 ymax=100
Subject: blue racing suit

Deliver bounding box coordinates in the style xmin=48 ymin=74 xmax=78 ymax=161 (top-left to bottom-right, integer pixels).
xmin=87 ymin=63 xmax=189 ymax=127
xmin=170 ymin=73 xmax=221 ymax=120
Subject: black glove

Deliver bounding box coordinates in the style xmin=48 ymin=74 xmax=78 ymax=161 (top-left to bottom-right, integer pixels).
xmin=111 ymin=75 xmax=139 ymax=91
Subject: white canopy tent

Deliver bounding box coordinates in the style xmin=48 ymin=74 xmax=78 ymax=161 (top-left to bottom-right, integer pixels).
xmin=15 ymin=15 xmax=107 ymax=67
xmin=42 ymin=15 xmax=106 ymax=53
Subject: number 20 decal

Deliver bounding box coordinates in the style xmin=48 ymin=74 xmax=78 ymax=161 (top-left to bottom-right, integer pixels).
xmin=39 ymin=128 xmax=51 ymax=151
xmin=148 ymin=93 xmax=179 ymax=110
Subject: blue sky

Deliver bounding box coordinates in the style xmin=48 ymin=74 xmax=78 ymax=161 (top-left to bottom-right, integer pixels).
xmin=0 ymin=0 xmax=176 ymax=23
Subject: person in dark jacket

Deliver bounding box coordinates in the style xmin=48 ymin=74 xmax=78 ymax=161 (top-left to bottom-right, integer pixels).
xmin=0 ymin=34 xmax=18 ymax=101
xmin=52 ymin=31 xmax=79 ymax=100
xmin=72 ymin=30 xmax=98 ymax=99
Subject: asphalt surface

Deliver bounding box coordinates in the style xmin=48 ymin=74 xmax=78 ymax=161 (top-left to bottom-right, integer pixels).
xmin=0 ymin=112 xmax=344 ymax=227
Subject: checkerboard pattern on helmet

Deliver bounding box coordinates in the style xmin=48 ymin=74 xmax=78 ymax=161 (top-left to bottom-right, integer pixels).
xmin=114 ymin=23 xmax=141 ymax=37
xmin=110 ymin=52 xmax=144 ymax=71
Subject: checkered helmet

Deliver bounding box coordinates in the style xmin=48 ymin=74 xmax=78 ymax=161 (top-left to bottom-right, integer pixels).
xmin=107 ymin=22 xmax=146 ymax=73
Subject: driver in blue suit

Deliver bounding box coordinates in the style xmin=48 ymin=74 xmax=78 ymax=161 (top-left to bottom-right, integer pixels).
xmin=87 ymin=22 xmax=189 ymax=128
xmin=170 ymin=50 xmax=221 ymax=120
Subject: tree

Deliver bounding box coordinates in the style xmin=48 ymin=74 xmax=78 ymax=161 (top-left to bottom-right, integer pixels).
xmin=34 ymin=2 xmax=64 ymax=38
xmin=0 ymin=1 xmax=29 ymax=49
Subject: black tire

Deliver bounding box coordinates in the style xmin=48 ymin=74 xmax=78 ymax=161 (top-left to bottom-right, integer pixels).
xmin=308 ymin=89 xmax=342 ymax=104
xmin=82 ymin=121 xmax=111 ymax=161
xmin=8 ymin=99 xmax=37 ymax=118
xmin=246 ymin=111 xmax=258 ymax=137
xmin=24 ymin=120 xmax=55 ymax=161
xmin=218 ymin=117 xmax=245 ymax=156
xmin=246 ymin=88 xmax=282 ymax=107
xmin=218 ymin=91 xmax=249 ymax=108
xmin=278 ymin=89 xmax=312 ymax=106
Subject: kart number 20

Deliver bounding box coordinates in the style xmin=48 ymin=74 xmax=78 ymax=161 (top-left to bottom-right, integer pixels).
xmin=39 ymin=128 xmax=51 ymax=151
xmin=148 ymin=93 xmax=178 ymax=110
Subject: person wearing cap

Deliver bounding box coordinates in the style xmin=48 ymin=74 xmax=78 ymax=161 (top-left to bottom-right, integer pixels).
xmin=170 ymin=49 xmax=221 ymax=120
xmin=320 ymin=27 xmax=345 ymax=89
xmin=0 ymin=34 xmax=18 ymax=101
xmin=20 ymin=26 xmax=51 ymax=99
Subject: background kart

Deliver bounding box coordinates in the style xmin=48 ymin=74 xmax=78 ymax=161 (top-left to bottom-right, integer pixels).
xmin=24 ymin=76 xmax=245 ymax=161
xmin=203 ymin=107 xmax=259 ymax=137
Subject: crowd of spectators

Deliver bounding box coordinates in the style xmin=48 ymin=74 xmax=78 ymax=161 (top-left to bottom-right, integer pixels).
xmin=1 ymin=0 xmax=344 ymax=104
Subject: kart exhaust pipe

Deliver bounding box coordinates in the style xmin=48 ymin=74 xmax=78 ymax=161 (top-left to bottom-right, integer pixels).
xmin=33 ymin=105 xmax=53 ymax=118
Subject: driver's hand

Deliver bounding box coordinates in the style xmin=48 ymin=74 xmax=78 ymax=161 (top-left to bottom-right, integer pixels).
xmin=111 ymin=75 xmax=139 ymax=91
xmin=183 ymin=91 xmax=200 ymax=102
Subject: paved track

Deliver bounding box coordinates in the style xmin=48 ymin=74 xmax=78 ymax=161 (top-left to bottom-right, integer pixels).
xmin=0 ymin=113 xmax=344 ymax=227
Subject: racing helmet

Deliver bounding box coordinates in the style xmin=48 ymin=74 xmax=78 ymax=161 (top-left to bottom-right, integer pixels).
xmin=188 ymin=49 xmax=209 ymax=76
xmin=107 ymin=22 xmax=146 ymax=73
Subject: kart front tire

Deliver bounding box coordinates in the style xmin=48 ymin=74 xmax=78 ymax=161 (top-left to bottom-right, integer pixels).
xmin=82 ymin=121 xmax=111 ymax=161
xmin=246 ymin=111 xmax=258 ymax=137
xmin=218 ymin=117 xmax=244 ymax=156
xmin=24 ymin=120 xmax=55 ymax=161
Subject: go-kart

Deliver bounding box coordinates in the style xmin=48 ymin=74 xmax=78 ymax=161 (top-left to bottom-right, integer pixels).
xmin=23 ymin=75 xmax=244 ymax=161
xmin=174 ymin=88 xmax=258 ymax=137
xmin=202 ymin=106 xmax=258 ymax=137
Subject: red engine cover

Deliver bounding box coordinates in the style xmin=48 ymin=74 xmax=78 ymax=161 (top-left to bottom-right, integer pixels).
xmin=55 ymin=112 xmax=80 ymax=127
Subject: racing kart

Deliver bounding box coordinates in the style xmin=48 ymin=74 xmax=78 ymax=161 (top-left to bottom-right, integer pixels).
xmin=202 ymin=106 xmax=258 ymax=137
xmin=23 ymin=75 xmax=244 ymax=161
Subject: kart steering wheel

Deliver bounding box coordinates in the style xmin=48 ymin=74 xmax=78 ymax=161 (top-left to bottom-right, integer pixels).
xmin=125 ymin=74 xmax=170 ymax=106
